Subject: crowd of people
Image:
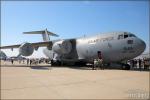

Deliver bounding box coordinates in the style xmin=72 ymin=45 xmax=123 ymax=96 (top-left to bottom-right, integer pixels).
xmin=1 ymin=52 xmax=150 ymax=70
xmin=127 ymin=58 xmax=150 ymax=70
xmin=92 ymin=58 xmax=150 ymax=70
xmin=2 ymin=57 xmax=51 ymax=66
xmin=92 ymin=51 xmax=150 ymax=70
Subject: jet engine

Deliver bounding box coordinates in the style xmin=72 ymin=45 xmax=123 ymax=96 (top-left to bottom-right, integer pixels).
xmin=52 ymin=40 xmax=72 ymax=55
xmin=19 ymin=42 xmax=34 ymax=56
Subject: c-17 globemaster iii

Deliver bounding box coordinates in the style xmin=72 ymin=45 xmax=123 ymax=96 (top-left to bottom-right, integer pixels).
xmin=0 ymin=29 xmax=146 ymax=70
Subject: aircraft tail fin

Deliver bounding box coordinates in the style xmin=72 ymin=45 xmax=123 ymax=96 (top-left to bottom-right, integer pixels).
xmin=23 ymin=28 xmax=59 ymax=41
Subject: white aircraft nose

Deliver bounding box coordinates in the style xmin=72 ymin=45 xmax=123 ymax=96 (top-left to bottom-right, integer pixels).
xmin=126 ymin=38 xmax=146 ymax=59
xmin=136 ymin=39 xmax=146 ymax=55
xmin=139 ymin=39 xmax=146 ymax=51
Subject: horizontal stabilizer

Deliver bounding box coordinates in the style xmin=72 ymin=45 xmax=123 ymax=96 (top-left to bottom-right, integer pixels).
xmin=23 ymin=30 xmax=59 ymax=37
xmin=23 ymin=28 xmax=59 ymax=41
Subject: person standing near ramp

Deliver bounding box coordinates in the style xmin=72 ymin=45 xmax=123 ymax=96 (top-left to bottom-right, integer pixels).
xmin=93 ymin=59 xmax=98 ymax=70
xmin=97 ymin=51 xmax=104 ymax=69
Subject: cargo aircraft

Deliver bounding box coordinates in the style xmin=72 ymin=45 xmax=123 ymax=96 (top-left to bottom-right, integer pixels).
xmin=0 ymin=29 xmax=146 ymax=69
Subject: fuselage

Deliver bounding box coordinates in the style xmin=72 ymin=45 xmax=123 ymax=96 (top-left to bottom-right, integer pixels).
xmin=43 ymin=31 xmax=146 ymax=63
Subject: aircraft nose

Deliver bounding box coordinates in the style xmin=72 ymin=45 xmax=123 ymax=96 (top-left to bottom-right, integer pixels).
xmin=140 ymin=39 xmax=146 ymax=50
xmin=136 ymin=39 xmax=146 ymax=54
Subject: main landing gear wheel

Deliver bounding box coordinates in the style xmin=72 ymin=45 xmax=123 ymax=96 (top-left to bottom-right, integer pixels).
xmin=51 ymin=60 xmax=61 ymax=66
xmin=122 ymin=64 xmax=130 ymax=70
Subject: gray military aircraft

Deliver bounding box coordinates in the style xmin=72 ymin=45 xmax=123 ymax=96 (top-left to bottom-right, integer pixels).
xmin=0 ymin=29 xmax=146 ymax=69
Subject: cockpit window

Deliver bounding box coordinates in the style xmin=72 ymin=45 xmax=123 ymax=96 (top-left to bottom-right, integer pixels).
xmin=118 ymin=34 xmax=124 ymax=39
xmin=124 ymin=32 xmax=128 ymax=39
xmin=118 ymin=33 xmax=136 ymax=40
xmin=124 ymin=34 xmax=128 ymax=38
xmin=129 ymin=34 xmax=136 ymax=37
xmin=118 ymin=34 xmax=128 ymax=39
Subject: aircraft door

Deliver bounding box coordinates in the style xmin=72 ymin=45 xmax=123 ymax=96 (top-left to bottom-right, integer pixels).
xmin=97 ymin=51 xmax=102 ymax=59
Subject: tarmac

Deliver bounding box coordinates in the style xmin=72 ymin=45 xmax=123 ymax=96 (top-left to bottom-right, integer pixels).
xmin=0 ymin=60 xmax=149 ymax=99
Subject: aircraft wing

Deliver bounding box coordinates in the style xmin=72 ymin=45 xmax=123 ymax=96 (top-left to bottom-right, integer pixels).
xmin=0 ymin=44 xmax=20 ymax=49
xmin=0 ymin=41 xmax=52 ymax=49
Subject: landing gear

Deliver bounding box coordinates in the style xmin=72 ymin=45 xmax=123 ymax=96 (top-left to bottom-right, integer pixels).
xmin=51 ymin=60 xmax=61 ymax=66
xmin=122 ymin=63 xmax=130 ymax=70
xmin=75 ymin=61 xmax=86 ymax=66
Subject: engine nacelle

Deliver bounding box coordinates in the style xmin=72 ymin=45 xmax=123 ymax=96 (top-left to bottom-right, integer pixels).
xmin=52 ymin=40 xmax=72 ymax=55
xmin=19 ymin=42 xmax=34 ymax=56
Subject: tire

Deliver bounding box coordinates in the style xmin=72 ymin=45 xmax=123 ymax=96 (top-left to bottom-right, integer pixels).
xmin=122 ymin=64 xmax=130 ymax=70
